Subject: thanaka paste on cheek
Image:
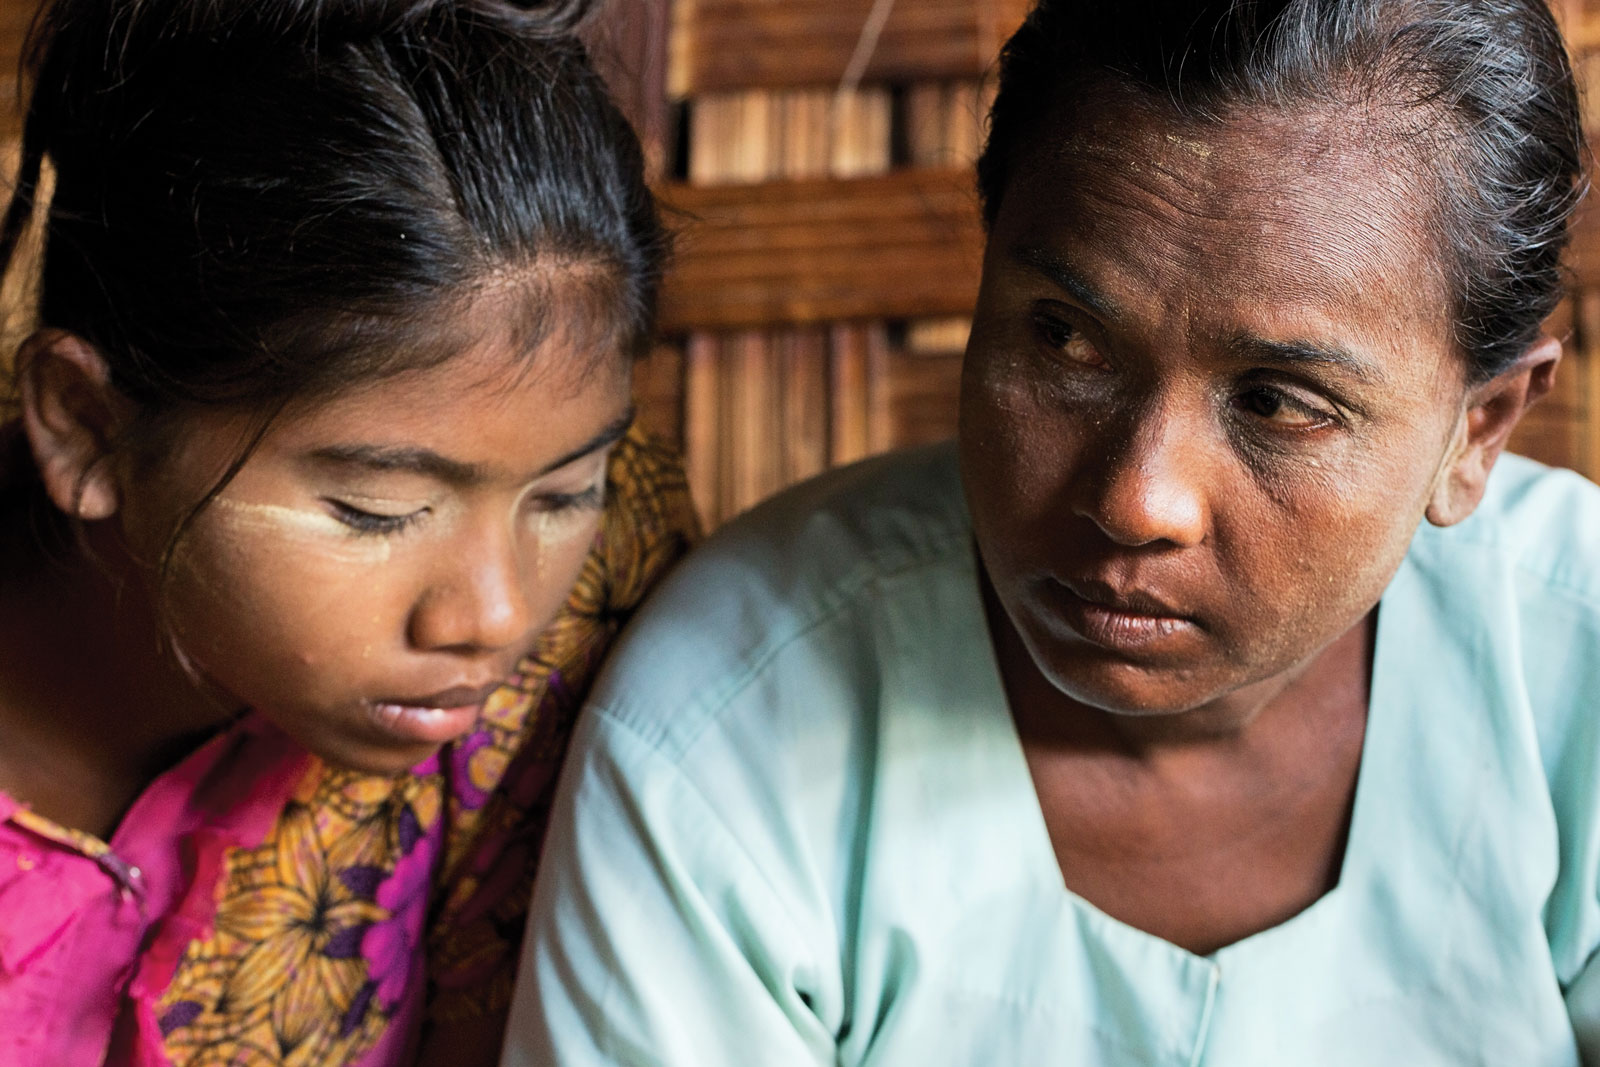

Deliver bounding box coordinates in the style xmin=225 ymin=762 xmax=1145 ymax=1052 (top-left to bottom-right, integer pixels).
xmin=206 ymin=498 xmax=396 ymax=564
xmin=519 ymin=467 xmax=608 ymax=577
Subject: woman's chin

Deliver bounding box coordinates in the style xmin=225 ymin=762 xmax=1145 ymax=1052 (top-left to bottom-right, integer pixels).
xmin=1036 ymin=654 xmax=1237 ymax=720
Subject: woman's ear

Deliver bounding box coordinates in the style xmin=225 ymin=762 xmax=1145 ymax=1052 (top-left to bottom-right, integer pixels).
xmin=16 ymin=329 xmax=131 ymax=521
xmin=1426 ymin=334 xmax=1562 ymax=527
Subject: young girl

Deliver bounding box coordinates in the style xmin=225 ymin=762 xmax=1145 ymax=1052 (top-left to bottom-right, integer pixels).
xmin=0 ymin=1 xmax=695 ymax=1064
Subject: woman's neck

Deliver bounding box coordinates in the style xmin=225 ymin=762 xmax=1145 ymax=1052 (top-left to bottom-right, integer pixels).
xmin=0 ymin=508 xmax=237 ymax=840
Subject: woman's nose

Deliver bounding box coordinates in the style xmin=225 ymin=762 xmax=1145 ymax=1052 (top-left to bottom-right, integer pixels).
xmin=1072 ymin=402 xmax=1209 ymax=549
xmin=407 ymin=532 xmax=536 ymax=655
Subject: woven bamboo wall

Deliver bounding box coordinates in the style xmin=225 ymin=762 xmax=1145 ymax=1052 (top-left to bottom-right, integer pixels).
xmin=2 ymin=1 xmax=1599 ymax=525
xmin=643 ymin=0 xmax=1025 ymax=525
xmin=651 ymin=0 xmax=1600 ymax=526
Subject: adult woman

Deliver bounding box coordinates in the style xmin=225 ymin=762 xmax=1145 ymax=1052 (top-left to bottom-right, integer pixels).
xmin=0 ymin=1 xmax=694 ymax=1064
xmin=510 ymin=0 xmax=1600 ymax=1063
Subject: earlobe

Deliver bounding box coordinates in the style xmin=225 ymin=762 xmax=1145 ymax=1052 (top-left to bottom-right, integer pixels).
xmin=1425 ymin=335 xmax=1562 ymax=527
xmin=16 ymin=329 xmax=129 ymax=521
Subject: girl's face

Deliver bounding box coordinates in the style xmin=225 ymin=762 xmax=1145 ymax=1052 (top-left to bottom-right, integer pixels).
xmin=118 ymin=328 xmax=632 ymax=774
xmin=960 ymin=95 xmax=1512 ymax=721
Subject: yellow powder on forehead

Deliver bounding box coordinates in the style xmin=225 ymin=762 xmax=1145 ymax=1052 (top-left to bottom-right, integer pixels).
xmin=1164 ymin=133 xmax=1214 ymax=159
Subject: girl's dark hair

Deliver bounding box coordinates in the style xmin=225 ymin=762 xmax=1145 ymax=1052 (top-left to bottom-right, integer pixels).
xmin=2 ymin=0 xmax=666 ymax=418
xmin=977 ymin=0 xmax=1588 ymax=381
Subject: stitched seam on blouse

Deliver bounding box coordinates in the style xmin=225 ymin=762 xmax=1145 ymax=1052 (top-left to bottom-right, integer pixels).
xmin=594 ymin=713 xmax=828 ymax=1014
xmin=595 ymin=524 xmax=973 ymax=761
xmin=1423 ymin=528 xmax=1600 ymax=608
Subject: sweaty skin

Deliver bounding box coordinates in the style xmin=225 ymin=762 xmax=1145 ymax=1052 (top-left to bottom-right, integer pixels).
xmin=146 ymin=349 xmax=628 ymax=775
xmin=958 ymin=89 xmax=1546 ymax=955
xmin=6 ymin=276 xmax=641 ymax=798
xmin=966 ymin=92 xmax=1464 ymax=730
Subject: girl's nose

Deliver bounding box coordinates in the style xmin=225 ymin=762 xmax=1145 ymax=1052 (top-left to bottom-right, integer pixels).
xmin=1072 ymin=401 xmax=1209 ymax=549
xmin=407 ymin=533 xmax=536 ymax=655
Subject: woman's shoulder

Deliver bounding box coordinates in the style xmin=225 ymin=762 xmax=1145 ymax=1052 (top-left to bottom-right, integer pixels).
xmin=1415 ymin=452 xmax=1600 ymax=606
xmin=1403 ymin=454 xmax=1600 ymax=798
xmin=583 ymin=442 xmax=974 ymax=752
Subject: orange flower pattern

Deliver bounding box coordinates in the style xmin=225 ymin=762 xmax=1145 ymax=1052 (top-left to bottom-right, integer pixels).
xmin=152 ymin=428 xmax=698 ymax=1066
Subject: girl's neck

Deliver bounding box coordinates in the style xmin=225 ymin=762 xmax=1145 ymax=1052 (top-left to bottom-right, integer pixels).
xmin=0 ymin=492 xmax=236 ymax=840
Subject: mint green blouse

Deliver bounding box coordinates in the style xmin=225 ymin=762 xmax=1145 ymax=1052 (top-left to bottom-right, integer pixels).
xmin=505 ymin=445 xmax=1600 ymax=1066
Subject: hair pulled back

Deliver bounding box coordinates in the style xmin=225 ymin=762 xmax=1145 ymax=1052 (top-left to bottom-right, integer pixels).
xmin=977 ymin=0 xmax=1587 ymax=382
xmin=1 ymin=0 xmax=666 ymax=421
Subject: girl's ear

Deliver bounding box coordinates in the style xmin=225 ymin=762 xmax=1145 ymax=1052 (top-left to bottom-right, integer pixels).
xmin=1426 ymin=334 xmax=1562 ymax=528
xmin=16 ymin=330 xmax=131 ymax=521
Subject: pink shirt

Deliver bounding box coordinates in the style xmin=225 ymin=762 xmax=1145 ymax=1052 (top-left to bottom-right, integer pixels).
xmin=0 ymin=717 xmax=309 ymax=1066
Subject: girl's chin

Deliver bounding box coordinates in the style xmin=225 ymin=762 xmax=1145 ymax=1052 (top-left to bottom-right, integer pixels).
xmin=260 ymin=714 xmax=453 ymax=777
xmin=318 ymin=737 xmax=446 ymax=777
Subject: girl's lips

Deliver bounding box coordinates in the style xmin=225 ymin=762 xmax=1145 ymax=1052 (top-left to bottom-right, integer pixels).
xmin=366 ymin=682 xmax=501 ymax=745
xmin=368 ymin=701 xmax=483 ymax=745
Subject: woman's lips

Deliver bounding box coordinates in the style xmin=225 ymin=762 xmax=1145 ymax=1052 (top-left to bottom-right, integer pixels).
xmin=366 ymin=682 xmax=502 ymax=745
xmin=1047 ymin=577 xmax=1197 ymax=652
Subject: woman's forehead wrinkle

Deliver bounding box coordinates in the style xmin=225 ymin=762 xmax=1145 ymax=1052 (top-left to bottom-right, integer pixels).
xmin=1020 ymin=104 xmax=1451 ymax=347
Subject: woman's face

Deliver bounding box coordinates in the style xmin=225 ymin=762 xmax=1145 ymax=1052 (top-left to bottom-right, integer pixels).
xmin=117 ymin=316 xmax=632 ymax=774
xmin=961 ymin=96 xmax=1479 ymax=719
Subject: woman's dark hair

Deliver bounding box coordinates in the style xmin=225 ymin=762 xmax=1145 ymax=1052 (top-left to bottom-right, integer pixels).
xmin=2 ymin=0 xmax=665 ymax=418
xmin=977 ymin=0 xmax=1588 ymax=382
xmin=0 ymin=0 xmax=667 ymax=567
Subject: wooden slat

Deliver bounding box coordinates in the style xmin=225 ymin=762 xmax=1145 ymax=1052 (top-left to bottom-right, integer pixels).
xmin=1565 ymin=198 xmax=1600 ymax=289
xmin=670 ymin=0 xmax=1030 ymax=94
xmin=0 ymin=0 xmax=32 ymax=143
xmin=585 ymin=0 xmax=674 ymax=179
xmin=886 ymin=349 xmax=963 ymax=447
xmin=658 ymin=167 xmax=984 ymax=331
xmin=1578 ymin=290 xmax=1600 ymax=479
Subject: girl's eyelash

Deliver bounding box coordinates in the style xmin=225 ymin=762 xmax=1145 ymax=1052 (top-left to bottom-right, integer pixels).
xmin=328 ymin=501 xmax=426 ymax=536
xmin=536 ymin=483 xmax=606 ymax=513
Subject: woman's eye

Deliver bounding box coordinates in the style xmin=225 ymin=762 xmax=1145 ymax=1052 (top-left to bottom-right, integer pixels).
xmin=1233 ymin=386 xmax=1334 ymax=430
xmin=1034 ymin=313 xmax=1107 ymax=369
xmin=328 ymin=501 xmax=426 ymax=536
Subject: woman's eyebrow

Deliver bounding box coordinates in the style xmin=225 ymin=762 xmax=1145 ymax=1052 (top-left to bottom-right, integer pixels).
xmin=307 ymin=408 xmax=636 ymax=486
xmin=1012 ymin=243 xmax=1385 ymax=388
xmin=1232 ymin=337 xmax=1384 ymax=386
xmin=1011 ymin=245 xmax=1121 ymax=319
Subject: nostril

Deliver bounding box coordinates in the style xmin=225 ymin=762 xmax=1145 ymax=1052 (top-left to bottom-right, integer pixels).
xmin=1073 ymin=434 xmax=1209 ymax=549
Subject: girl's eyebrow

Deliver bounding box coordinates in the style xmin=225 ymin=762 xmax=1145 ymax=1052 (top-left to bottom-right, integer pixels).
xmin=537 ymin=408 xmax=635 ymax=474
xmin=307 ymin=408 xmax=636 ymax=487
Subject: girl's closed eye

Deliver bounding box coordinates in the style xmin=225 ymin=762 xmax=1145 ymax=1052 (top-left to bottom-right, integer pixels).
xmin=534 ymin=482 xmax=606 ymax=514
xmin=327 ymin=500 xmax=429 ymax=536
